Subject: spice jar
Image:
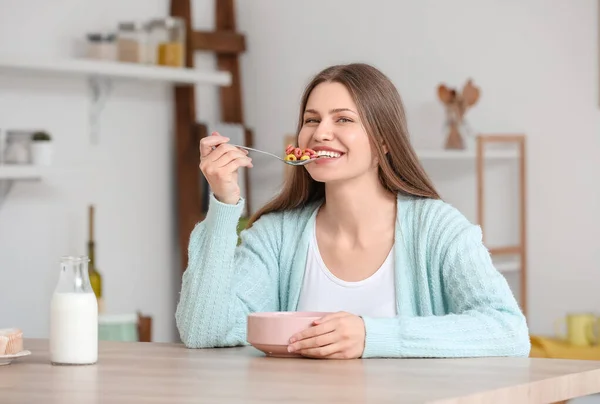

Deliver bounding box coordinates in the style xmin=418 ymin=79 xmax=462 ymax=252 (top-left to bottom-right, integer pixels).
xmin=148 ymin=17 xmax=186 ymax=67
xmin=86 ymin=33 xmax=117 ymax=61
xmin=117 ymin=22 xmax=149 ymax=64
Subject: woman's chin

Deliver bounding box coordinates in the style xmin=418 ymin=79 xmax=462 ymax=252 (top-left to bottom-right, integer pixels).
xmin=307 ymin=169 xmax=350 ymax=183
xmin=305 ymin=156 xmax=352 ymax=182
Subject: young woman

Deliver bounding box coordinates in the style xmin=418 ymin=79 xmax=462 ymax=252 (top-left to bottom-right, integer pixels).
xmin=175 ymin=63 xmax=530 ymax=359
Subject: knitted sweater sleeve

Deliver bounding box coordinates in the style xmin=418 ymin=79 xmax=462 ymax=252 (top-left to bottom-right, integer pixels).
xmin=361 ymin=204 xmax=531 ymax=358
xmin=175 ymin=195 xmax=281 ymax=348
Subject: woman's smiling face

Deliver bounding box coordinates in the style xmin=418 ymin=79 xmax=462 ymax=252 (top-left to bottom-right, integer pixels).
xmin=298 ymin=82 xmax=378 ymax=184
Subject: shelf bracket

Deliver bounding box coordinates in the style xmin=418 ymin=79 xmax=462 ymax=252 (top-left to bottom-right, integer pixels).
xmin=88 ymin=75 xmax=112 ymax=144
xmin=0 ymin=175 xmax=42 ymax=210
xmin=0 ymin=180 xmax=14 ymax=210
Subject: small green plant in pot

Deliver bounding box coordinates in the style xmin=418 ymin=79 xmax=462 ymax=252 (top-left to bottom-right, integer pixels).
xmin=30 ymin=131 xmax=53 ymax=166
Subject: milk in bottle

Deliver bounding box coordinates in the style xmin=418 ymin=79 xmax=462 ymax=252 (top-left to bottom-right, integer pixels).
xmin=49 ymin=256 xmax=98 ymax=365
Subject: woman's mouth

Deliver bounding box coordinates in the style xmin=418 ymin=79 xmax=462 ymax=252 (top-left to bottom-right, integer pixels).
xmin=315 ymin=150 xmax=343 ymax=159
xmin=314 ymin=150 xmax=344 ymax=164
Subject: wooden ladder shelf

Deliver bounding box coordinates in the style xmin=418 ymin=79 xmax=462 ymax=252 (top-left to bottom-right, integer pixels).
xmin=170 ymin=0 xmax=252 ymax=272
xmin=476 ymin=134 xmax=527 ymax=315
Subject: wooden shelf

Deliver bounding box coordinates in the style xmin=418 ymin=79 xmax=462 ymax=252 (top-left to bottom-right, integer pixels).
xmin=0 ymin=55 xmax=232 ymax=86
xmin=0 ymin=164 xmax=42 ymax=180
xmin=476 ymin=135 xmax=527 ymax=314
xmin=0 ymin=54 xmax=232 ymax=144
xmin=417 ymin=149 xmax=518 ymax=160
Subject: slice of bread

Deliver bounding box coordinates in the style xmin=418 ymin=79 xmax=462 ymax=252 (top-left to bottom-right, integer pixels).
xmin=0 ymin=328 xmax=23 ymax=355
xmin=0 ymin=336 xmax=8 ymax=355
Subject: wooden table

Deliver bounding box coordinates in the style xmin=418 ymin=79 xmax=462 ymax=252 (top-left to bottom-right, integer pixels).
xmin=3 ymin=339 xmax=600 ymax=403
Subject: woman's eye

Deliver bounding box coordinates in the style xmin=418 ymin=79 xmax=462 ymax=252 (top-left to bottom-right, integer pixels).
xmin=304 ymin=118 xmax=319 ymax=124
xmin=337 ymin=117 xmax=353 ymax=123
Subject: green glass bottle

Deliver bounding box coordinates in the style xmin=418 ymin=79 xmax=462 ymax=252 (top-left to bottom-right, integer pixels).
xmin=88 ymin=205 xmax=103 ymax=313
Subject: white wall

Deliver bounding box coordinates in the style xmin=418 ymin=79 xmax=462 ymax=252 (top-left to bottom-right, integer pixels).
xmin=1 ymin=0 xmax=599 ymax=355
xmin=0 ymin=0 xmax=221 ymax=343
xmin=235 ymin=0 xmax=600 ymax=337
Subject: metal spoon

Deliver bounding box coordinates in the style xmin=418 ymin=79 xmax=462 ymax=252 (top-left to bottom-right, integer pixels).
xmin=214 ymin=144 xmax=322 ymax=166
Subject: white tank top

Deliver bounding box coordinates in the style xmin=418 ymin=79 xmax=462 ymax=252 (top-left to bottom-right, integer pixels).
xmin=296 ymin=222 xmax=397 ymax=318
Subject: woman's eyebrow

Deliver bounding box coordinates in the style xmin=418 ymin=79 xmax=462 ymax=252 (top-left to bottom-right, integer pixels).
xmin=304 ymin=108 xmax=358 ymax=115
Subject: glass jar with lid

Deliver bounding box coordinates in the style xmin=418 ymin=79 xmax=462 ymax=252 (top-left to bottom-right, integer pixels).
xmin=147 ymin=17 xmax=186 ymax=67
xmin=117 ymin=21 xmax=149 ymax=64
xmin=86 ymin=33 xmax=117 ymax=61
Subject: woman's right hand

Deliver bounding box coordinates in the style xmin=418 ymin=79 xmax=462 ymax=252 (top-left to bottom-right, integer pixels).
xmin=199 ymin=132 xmax=253 ymax=205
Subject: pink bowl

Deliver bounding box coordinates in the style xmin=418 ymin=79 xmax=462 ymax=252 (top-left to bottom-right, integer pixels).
xmin=247 ymin=311 xmax=331 ymax=358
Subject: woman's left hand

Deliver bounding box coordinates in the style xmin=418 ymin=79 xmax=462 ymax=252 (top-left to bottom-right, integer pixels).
xmin=287 ymin=312 xmax=366 ymax=359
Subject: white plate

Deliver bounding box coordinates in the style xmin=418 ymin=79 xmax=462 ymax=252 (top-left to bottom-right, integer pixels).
xmin=0 ymin=350 xmax=31 ymax=366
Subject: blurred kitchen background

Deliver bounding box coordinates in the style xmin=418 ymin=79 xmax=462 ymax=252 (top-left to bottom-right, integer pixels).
xmin=0 ymin=0 xmax=598 ymax=382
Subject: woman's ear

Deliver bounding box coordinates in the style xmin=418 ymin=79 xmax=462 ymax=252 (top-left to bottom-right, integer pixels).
xmin=382 ymin=143 xmax=389 ymax=154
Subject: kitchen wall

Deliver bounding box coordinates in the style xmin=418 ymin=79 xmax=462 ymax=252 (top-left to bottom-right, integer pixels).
xmin=236 ymin=0 xmax=600 ymax=338
xmin=0 ymin=0 xmax=221 ymax=343
xmin=1 ymin=0 xmax=599 ymax=358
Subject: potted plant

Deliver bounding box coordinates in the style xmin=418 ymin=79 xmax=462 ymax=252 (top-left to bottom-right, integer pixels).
xmin=30 ymin=131 xmax=53 ymax=166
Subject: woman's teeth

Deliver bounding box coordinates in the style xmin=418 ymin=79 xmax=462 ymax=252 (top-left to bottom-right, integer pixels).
xmin=316 ymin=151 xmax=342 ymax=158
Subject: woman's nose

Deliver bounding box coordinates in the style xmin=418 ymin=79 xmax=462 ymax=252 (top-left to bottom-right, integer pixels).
xmin=313 ymin=122 xmax=334 ymax=142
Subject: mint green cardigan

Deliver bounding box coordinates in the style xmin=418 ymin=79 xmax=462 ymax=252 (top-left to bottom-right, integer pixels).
xmin=175 ymin=193 xmax=530 ymax=358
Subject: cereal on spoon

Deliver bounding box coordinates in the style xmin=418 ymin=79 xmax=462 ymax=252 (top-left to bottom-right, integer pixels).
xmin=284 ymin=144 xmax=318 ymax=161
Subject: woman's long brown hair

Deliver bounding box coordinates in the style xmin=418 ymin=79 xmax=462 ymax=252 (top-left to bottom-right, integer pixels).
xmin=247 ymin=63 xmax=439 ymax=227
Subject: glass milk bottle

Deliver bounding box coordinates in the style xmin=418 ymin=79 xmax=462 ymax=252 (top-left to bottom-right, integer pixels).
xmin=50 ymin=256 xmax=98 ymax=365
